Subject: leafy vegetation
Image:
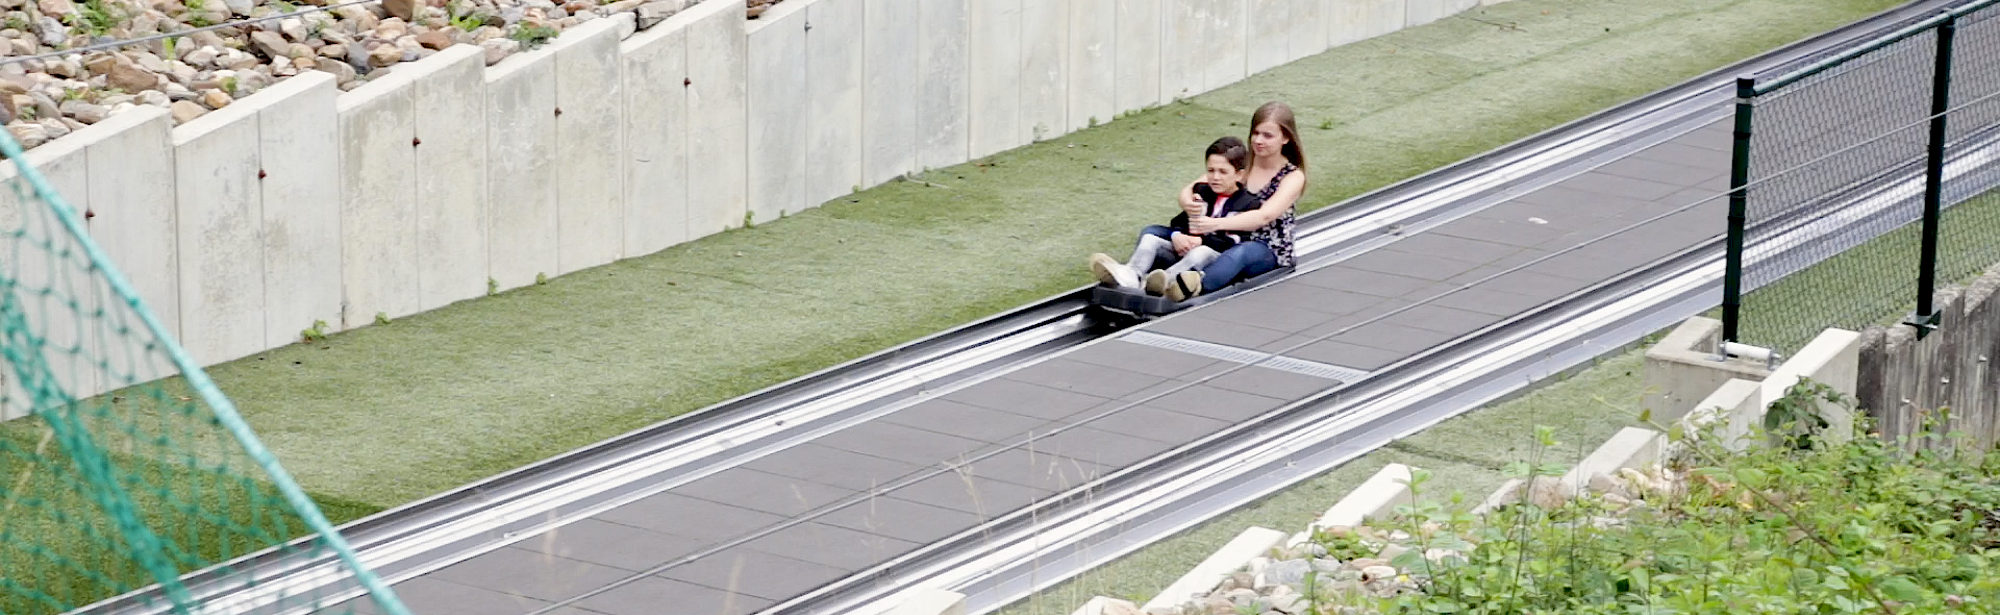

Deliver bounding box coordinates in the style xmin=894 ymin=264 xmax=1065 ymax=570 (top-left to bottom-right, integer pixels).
xmin=1314 ymin=384 xmax=2000 ymax=615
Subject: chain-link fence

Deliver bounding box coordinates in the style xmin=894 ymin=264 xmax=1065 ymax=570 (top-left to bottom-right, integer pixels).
xmin=1726 ymin=0 xmax=2000 ymax=355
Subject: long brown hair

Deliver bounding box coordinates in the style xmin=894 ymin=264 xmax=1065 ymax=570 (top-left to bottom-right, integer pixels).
xmin=1250 ymin=101 xmax=1306 ymax=172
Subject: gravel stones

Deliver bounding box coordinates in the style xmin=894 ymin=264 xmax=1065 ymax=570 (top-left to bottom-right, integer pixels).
xmin=415 ymin=30 xmax=453 ymax=50
xmin=249 ymin=30 xmax=291 ymax=59
xmin=169 ymin=99 xmax=206 ymax=123
xmin=381 ymin=0 xmax=418 ymax=21
xmin=57 ymin=99 xmax=106 ymax=123
xmin=2 ymin=0 xmax=717 ymax=148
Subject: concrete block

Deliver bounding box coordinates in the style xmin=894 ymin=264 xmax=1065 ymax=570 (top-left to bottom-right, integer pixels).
xmin=1471 ymin=478 xmax=1523 ymax=515
xmin=1405 ymin=0 xmax=1443 ymax=27
xmin=1559 ymin=427 xmax=1665 ymax=495
xmin=1070 ymin=597 xmax=1137 ymax=615
xmin=1642 ymin=316 xmax=1771 ymax=424
xmin=0 ymin=136 xmax=101 ymax=414
xmin=174 ymin=94 xmax=265 ymax=366
xmin=1141 ymin=525 xmax=1287 ymax=612
xmin=1114 ymin=0 xmax=1161 ymax=113
xmin=864 ymin=0 xmax=920 ymax=186
xmin=806 ymin=0 xmax=865 ymax=212
xmin=1314 ymin=462 xmax=1412 ymax=528
xmin=339 ymin=69 xmax=421 ymax=327
xmin=1066 ymin=0 xmax=1114 ymax=133
xmin=410 ymin=46 xmax=489 ymax=311
xmin=746 ymin=3 xmax=808 ymax=226
xmin=484 ymin=44 xmax=559 ymax=292
xmin=1248 ymin=0 xmax=1289 ymax=74
xmin=83 ymin=107 xmax=179 ymax=349
xmin=682 ymin=0 xmax=749 ymax=238
xmin=620 ymin=15 xmax=690 ymax=257
xmin=968 ymin=0 xmax=1023 ymax=158
xmin=1683 ymin=378 xmax=1762 ymax=452
xmin=1287 ymin=0 xmax=1328 ymax=61
xmin=1759 ymin=328 xmax=1862 ymax=446
xmin=1019 ymin=0 xmax=1068 ymax=143
xmin=553 ymin=16 xmax=629 ymax=274
xmin=255 ymin=73 xmax=340 ymax=349
xmin=1445 ymin=0 xmax=1477 ymax=15
xmin=888 ymin=588 xmax=967 ymax=615
xmin=917 ymin=0 xmax=969 ymax=170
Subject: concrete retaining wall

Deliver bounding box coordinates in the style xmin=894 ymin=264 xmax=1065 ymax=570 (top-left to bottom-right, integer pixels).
xmin=0 ymin=0 xmax=1490 ymax=399
xmin=1858 ymin=266 xmax=2000 ymax=451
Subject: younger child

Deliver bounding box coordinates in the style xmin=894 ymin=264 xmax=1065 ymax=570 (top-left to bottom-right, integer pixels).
xmin=1088 ymin=136 xmax=1263 ymax=301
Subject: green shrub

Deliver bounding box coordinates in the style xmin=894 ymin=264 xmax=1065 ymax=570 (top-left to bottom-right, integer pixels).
xmin=1320 ymin=384 xmax=2000 ymax=615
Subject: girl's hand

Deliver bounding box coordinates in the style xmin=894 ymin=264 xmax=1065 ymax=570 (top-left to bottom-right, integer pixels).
xmin=1189 ymin=216 xmax=1223 ymax=235
xmin=1180 ymin=184 xmax=1204 ymax=215
xmin=1171 ymin=233 xmax=1203 ymax=255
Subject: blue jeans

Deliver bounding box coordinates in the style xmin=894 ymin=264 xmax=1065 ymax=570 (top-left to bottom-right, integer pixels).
xmin=1201 ymin=240 xmax=1277 ymax=293
xmin=1133 ymin=226 xmax=1276 ymax=293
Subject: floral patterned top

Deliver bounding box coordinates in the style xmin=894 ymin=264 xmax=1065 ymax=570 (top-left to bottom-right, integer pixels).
xmin=1248 ymin=164 xmax=1299 ymax=267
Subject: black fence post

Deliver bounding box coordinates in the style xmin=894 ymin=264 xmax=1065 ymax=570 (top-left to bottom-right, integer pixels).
xmin=1724 ymin=75 xmax=1756 ymax=343
xmin=1911 ymin=15 xmax=1957 ymax=335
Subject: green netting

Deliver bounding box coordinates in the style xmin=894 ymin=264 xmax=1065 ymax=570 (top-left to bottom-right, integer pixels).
xmin=0 ymin=131 xmax=409 ymax=615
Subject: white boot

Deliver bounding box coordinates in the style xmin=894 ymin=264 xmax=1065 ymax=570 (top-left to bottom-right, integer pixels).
xmin=1089 ymin=253 xmax=1141 ymax=289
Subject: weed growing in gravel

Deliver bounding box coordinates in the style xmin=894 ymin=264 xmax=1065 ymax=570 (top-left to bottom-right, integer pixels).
xmin=508 ymin=23 xmax=559 ymax=50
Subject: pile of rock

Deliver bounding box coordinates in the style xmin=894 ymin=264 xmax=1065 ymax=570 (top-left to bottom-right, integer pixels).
xmin=1085 ymin=531 xmax=1425 ymax=615
xmin=1 ymin=0 xmax=697 ymax=149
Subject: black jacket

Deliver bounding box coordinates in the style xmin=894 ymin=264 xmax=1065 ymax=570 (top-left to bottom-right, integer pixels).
xmin=1170 ymin=183 xmax=1264 ymax=252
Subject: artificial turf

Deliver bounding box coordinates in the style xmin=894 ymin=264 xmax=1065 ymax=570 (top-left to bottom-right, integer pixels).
xmin=196 ymin=0 xmax=1904 ymax=515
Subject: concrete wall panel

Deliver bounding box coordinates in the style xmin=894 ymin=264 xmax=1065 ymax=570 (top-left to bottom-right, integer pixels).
xmin=621 ymin=18 xmax=689 ymax=256
xmin=1247 ymin=0 xmax=1289 ymax=74
xmin=339 ymin=72 xmax=420 ymax=327
xmin=1332 ymin=0 xmax=1404 ymax=45
xmin=1288 ymin=0 xmax=1328 ymax=61
xmin=682 ymin=0 xmax=749 ymax=238
xmin=1019 ymin=0 xmax=1068 ymax=143
xmin=0 ymin=136 xmax=100 ymax=412
xmin=1203 ymin=0 xmax=1247 ymax=94
xmin=1066 ymin=0 xmax=1114 ymax=133
xmin=484 ymin=47 xmax=559 ymax=292
xmin=554 ymin=17 xmax=629 ymax=273
xmin=174 ymin=100 xmax=264 ymax=366
xmin=864 ymin=0 xmax=920 ymax=186
xmin=1405 ymin=0 xmax=1443 ymax=27
xmin=1115 ymin=0 xmax=1161 ymax=112
xmin=83 ymin=108 xmax=178 ymax=346
xmin=747 ymin=4 xmax=808 ymax=223
xmin=1445 ymin=0 xmax=1477 ymax=16
xmin=258 ymin=73 xmax=341 ymax=348
xmin=806 ymin=0 xmax=865 ymax=211
xmin=968 ymin=0 xmax=1023 ymax=158
xmin=1164 ymin=0 xmax=1245 ymax=100
xmin=917 ymin=0 xmax=969 ymax=170
xmin=409 ymin=47 xmax=488 ymax=311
